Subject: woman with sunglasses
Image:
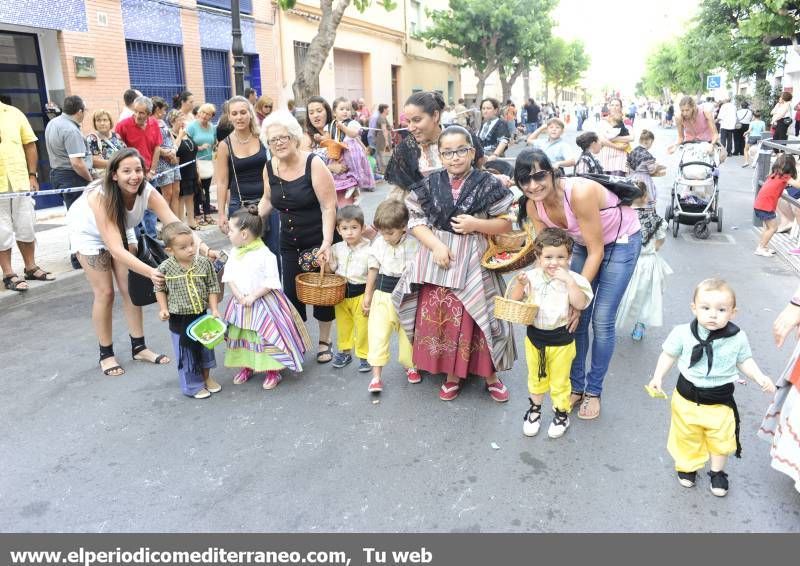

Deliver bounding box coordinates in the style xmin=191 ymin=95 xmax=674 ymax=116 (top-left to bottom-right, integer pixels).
xmin=393 ymin=125 xmax=516 ymax=402
xmin=515 ymin=148 xmax=641 ymax=420
xmin=254 ymin=96 xmax=273 ymax=126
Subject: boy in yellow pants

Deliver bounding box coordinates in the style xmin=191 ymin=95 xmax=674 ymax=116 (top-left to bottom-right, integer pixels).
xmin=328 ymin=205 xmax=372 ymax=372
xmin=648 ymin=278 xmax=775 ymax=497
xmin=508 ymin=228 xmax=593 ymax=439
xmin=362 ymin=200 xmax=420 ymax=393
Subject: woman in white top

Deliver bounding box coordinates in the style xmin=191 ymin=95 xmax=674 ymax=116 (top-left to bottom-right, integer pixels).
xmin=596 ymin=98 xmax=632 ymax=175
xmin=68 ymin=148 xmax=218 ymax=376
xmin=772 ymin=91 xmax=793 ymax=142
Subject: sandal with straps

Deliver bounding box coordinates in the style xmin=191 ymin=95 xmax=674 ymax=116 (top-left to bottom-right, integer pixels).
xmin=317 ymin=341 xmax=333 ymax=364
xmin=3 ymin=273 xmax=28 ymax=292
xmin=578 ymin=394 xmax=601 ymax=420
xmin=24 ymin=265 xmax=55 ymax=281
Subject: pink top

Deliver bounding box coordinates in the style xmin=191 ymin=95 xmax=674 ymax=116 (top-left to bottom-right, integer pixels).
xmin=682 ymin=111 xmax=713 ymax=142
xmin=534 ymin=178 xmax=640 ymax=246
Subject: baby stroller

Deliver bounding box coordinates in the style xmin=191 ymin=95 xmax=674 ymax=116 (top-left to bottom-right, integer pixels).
xmin=665 ymin=141 xmax=722 ymax=239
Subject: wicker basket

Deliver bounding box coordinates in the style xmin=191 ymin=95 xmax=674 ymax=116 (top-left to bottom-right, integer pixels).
xmin=494 ymin=279 xmax=538 ymax=325
xmin=295 ymin=263 xmax=346 ymax=306
xmin=321 ymin=139 xmax=348 ymax=160
xmin=481 ymin=222 xmax=537 ymax=274
xmin=492 ymin=229 xmax=527 ymax=251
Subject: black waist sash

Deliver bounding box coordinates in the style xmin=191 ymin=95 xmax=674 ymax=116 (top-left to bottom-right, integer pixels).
xmin=677 ymin=374 xmax=742 ymax=458
xmin=169 ymin=312 xmax=206 ymax=375
xmin=376 ymin=274 xmax=400 ymax=294
xmin=526 ymin=325 xmax=574 ymax=379
xmin=345 ymin=282 xmax=366 ymax=298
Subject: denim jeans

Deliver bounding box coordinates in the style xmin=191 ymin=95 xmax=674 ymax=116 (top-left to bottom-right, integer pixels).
xmin=569 ymin=230 xmax=641 ymax=396
xmin=49 ymin=168 xmax=88 ymax=210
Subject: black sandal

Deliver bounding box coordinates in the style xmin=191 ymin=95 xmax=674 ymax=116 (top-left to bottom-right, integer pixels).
xmin=317 ymin=341 xmax=333 ymax=364
xmin=100 ymin=344 xmax=125 ymax=376
xmin=3 ymin=273 xmax=28 ymax=292
xmin=24 ymin=265 xmax=55 ymax=281
xmin=130 ymin=335 xmax=170 ymax=364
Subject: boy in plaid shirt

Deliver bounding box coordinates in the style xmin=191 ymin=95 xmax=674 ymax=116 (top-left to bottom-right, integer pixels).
xmin=155 ymin=222 xmax=222 ymax=399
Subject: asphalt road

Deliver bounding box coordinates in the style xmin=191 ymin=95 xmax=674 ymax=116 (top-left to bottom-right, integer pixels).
xmin=2 ymin=119 xmax=799 ymax=532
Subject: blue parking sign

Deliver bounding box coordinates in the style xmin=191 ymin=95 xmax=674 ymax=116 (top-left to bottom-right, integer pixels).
xmin=706 ymin=75 xmax=721 ymax=90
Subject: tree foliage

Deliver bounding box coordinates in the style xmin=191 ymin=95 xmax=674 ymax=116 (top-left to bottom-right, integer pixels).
xmin=540 ymin=38 xmax=590 ymax=102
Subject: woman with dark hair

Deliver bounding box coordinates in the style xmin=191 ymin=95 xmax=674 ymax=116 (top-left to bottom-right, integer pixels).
xmin=515 ymin=148 xmax=641 ymax=419
xmin=66 ymin=148 xmax=218 ymax=376
xmin=151 ymin=97 xmax=180 ymax=215
xmin=596 ymin=98 xmax=632 ymax=175
xmin=771 ymin=91 xmax=794 ymax=142
xmin=385 ymin=91 xmax=484 ymax=197
xmin=173 ymin=91 xmax=195 ymax=124
xmin=477 ymin=97 xmax=510 ymax=159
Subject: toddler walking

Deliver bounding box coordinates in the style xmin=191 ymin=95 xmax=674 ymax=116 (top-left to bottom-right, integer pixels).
xmin=328 ymin=205 xmax=372 ymax=372
xmin=508 ymin=228 xmax=594 ymax=438
xmin=647 ymin=278 xmax=775 ymax=496
xmin=155 ymin=222 xmax=222 ymax=399
xmin=362 ymin=199 xmax=420 ymax=393
xmin=222 ymin=207 xmax=311 ymax=389
xmin=615 ymin=188 xmax=672 ymax=341
xmin=753 ymin=154 xmax=800 ymax=257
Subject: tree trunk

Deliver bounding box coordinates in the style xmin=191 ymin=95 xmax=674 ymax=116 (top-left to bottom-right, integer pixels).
xmin=474 ymin=64 xmax=496 ymax=105
xmin=499 ymin=64 xmax=524 ymax=103
xmin=499 ymin=74 xmax=511 ymax=103
xmin=523 ymin=68 xmax=530 ymax=101
xmin=292 ymin=0 xmax=351 ymax=104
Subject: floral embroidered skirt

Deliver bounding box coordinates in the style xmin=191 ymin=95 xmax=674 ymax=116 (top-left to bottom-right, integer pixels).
xmin=412 ymin=284 xmax=495 ymax=380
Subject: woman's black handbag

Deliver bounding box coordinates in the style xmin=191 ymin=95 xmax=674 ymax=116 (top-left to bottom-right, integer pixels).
xmin=128 ymin=230 xmax=169 ymax=307
xmin=575 ymin=173 xmax=644 ymax=207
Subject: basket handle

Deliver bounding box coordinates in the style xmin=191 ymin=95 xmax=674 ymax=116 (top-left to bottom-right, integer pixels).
xmin=504 ymin=276 xmax=533 ymax=303
xmin=318 ymin=261 xmax=326 ymax=287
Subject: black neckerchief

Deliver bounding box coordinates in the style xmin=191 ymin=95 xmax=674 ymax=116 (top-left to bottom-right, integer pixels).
xmin=689 ymin=319 xmax=740 ymax=375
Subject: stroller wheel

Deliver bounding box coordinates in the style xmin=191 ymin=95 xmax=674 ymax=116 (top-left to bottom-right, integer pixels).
xmin=716 ymin=207 xmax=723 ymax=232
xmin=693 ymin=221 xmax=710 ymax=240
xmin=672 ymin=218 xmax=680 ymax=238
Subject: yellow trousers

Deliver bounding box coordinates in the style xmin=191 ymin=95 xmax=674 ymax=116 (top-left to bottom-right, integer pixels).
xmin=667 ymin=389 xmax=736 ymax=472
xmin=525 ymin=337 xmax=576 ymax=412
xmin=335 ymin=294 xmax=369 ymax=359
xmin=367 ymin=290 xmax=412 ymax=368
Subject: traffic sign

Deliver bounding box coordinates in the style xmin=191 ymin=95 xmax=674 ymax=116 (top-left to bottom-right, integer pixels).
xmin=706 ymin=75 xmax=722 ymax=90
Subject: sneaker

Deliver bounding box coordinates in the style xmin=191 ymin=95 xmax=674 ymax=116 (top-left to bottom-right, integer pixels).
xmin=368 ymin=378 xmax=383 ymax=393
xmin=677 ymin=471 xmax=697 ymax=488
xmin=233 ymin=368 xmax=253 ymax=384
xmin=548 ymin=410 xmax=570 ymax=438
xmin=406 ymin=367 xmax=422 ymax=384
xmin=262 ymin=371 xmax=282 ymax=390
xmin=193 ymin=388 xmax=211 ymax=399
xmin=358 ymin=358 xmax=372 ymax=373
xmin=522 ymin=399 xmax=542 ymax=437
xmin=754 ymin=247 xmax=775 ymax=257
xmin=631 ymin=322 xmax=645 ymax=342
xmin=439 ymin=380 xmax=461 ymax=401
xmin=205 ymin=377 xmax=222 ymax=393
xmin=487 ymin=380 xmax=509 ymax=403
xmin=332 ymin=352 xmax=352 ymax=368
xmin=708 ymin=470 xmax=729 ymax=497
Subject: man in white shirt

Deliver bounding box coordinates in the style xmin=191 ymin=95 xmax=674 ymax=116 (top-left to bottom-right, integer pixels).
xmin=717 ymin=97 xmax=737 ymax=155
xmin=118 ymin=88 xmax=142 ymax=123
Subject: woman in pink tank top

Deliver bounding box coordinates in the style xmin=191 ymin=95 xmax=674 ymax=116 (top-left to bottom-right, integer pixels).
xmin=515 ymin=148 xmax=641 ymax=420
xmin=667 ymin=96 xmax=718 ymax=154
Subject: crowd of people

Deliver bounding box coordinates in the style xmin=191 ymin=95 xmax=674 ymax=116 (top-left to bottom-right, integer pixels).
xmin=1 ymin=84 xmax=799 ymax=498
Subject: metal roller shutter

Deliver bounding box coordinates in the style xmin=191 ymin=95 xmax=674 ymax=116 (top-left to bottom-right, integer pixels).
xmin=126 ymin=41 xmax=186 ymax=102
xmin=201 ymin=49 xmax=232 ymax=112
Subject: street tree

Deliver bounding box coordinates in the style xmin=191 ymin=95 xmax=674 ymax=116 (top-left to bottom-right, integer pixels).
xmin=540 ymin=38 xmax=590 ymax=103
xmin=277 ymin=0 xmax=397 ymax=104
xmin=725 ymin=0 xmax=800 ymax=49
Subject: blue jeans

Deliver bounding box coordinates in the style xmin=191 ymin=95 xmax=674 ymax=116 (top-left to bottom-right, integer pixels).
xmin=49 ymin=168 xmax=88 ymax=210
xmin=569 ymin=231 xmax=642 ymax=396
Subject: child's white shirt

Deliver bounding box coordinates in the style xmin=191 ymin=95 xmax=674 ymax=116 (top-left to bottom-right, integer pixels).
xmin=221 ymin=245 xmax=281 ymax=295
xmin=523 ymin=267 xmax=593 ymax=330
xmin=368 ymin=233 xmax=418 ymax=276
xmin=329 ymin=238 xmax=371 ymax=284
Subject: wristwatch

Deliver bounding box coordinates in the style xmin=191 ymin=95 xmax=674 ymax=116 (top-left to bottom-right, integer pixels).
xmin=28 ymin=171 xmax=38 ymax=179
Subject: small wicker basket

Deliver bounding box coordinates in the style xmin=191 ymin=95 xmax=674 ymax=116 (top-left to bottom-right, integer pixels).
xmin=321 ymin=139 xmax=348 ymax=160
xmin=492 ymin=229 xmax=527 ymax=251
xmin=481 ymin=222 xmax=537 ymax=274
xmin=494 ymin=279 xmax=538 ymax=325
xmin=295 ymin=263 xmax=346 ymax=306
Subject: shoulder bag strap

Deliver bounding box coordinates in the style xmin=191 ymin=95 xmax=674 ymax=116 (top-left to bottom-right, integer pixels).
xmin=225 ymin=137 xmax=244 ymax=203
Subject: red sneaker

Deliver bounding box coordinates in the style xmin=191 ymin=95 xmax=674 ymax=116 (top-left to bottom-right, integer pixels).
xmin=487 ymin=380 xmax=509 ymax=403
xmin=406 ymin=367 xmax=422 ymax=384
xmin=368 ymin=378 xmax=383 ymax=393
xmin=439 ymin=380 xmax=461 ymax=401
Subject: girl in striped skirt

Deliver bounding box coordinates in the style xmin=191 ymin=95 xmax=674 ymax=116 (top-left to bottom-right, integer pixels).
xmin=222 ymin=207 xmax=311 ymax=390
xmin=393 ymin=125 xmax=517 ymax=402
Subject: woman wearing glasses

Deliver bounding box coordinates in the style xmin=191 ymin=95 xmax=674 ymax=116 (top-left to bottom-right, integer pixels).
xmin=215 ymin=96 xmax=280 ymax=261
xmin=515 ymin=148 xmax=641 ymax=420
xmin=393 ymin=125 xmax=516 ymax=402
xmin=258 ymin=111 xmax=338 ymax=364
xmin=254 ymin=96 xmax=273 ymax=126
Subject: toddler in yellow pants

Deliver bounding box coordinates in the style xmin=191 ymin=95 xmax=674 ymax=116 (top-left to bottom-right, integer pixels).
xmin=328 ymin=205 xmax=372 ymax=373
xmin=508 ymin=228 xmax=593 ymax=439
xmin=363 ymin=199 xmax=420 ymax=393
xmin=648 ymin=278 xmax=775 ymax=497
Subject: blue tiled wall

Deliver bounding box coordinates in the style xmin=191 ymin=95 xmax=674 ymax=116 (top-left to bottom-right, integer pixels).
xmin=121 ymin=0 xmax=183 ymax=45
xmin=0 ymin=0 xmax=87 ymax=32
xmin=198 ymin=9 xmax=256 ymax=53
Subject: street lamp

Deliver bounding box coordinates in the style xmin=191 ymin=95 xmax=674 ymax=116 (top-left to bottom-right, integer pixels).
xmin=231 ymin=0 xmax=245 ymax=96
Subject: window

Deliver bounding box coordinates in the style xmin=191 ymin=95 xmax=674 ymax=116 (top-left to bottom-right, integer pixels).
xmin=244 ymin=54 xmax=261 ymax=96
xmin=293 ymin=41 xmax=310 ymax=76
xmin=126 ymin=40 xmax=186 ymax=102
xmin=201 ymin=49 xmax=232 ymax=112
xmin=409 ymin=0 xmax=422 ymax=35
xmin=197 ymin=0 xmax=252 ymax=15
